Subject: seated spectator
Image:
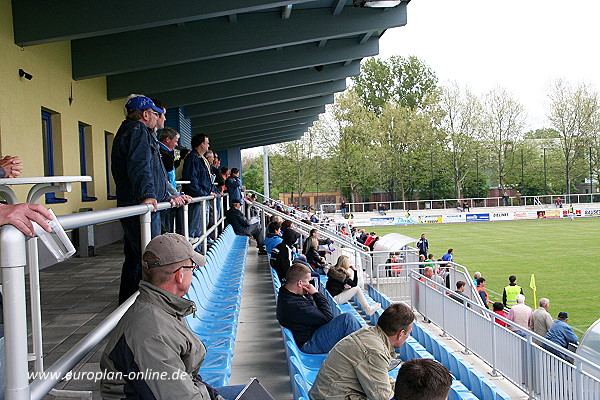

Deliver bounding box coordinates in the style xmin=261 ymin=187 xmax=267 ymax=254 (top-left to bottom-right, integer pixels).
xmin=507 ymin=294 xmax=532 ymax=337
xmin=276 ymin=264 xmax=361 ymax=354
xmin=449 ymin=280 xmax=468 ymax=305
xmin=364 ymin=232 xmax=377 ymax=248
xmin=302 ymin=228 xmax=331 ymax=254
xmin=472 ymin=271 xmax=481 ymax=287
xmin=476 ymin=277 xmax=492 ymax=309
xmin=493 ymin=302 xmax=507 ymax=327
xmin=309 ymin=303 xmax=415 ymax=399
xmin=225 ymin=199 xmax=266 ymax=255
xmin=100 ymin=233 xmax=244 ymax=400
xmin=463 ymin=201 xmax=470 ymax=212
xmin=542 ymin=312 xmax=578 ymax=361
xmin=423 ymin=266 xmax=445 ymax=288
xmin=531 ymin=298 xmax=554 ymax=342
xmin=326 ymin=255 xmax=380 ymax=316
xmin=456 ymin=202 xmax=463 ymax=212
xmin=393 ymin=359 xmax=452 ymax=400
xmin=264 ymin=221 xmax=283 ymax=257
xmin=377 ymin=203 xmax=387 ymax=215
xmin=271 ymin=229 xmax=315 ymax=282
xmin=305 ymin=236 xmax=327 ymax=274
xmin=356 ymin=229 xmax=367 ymax=244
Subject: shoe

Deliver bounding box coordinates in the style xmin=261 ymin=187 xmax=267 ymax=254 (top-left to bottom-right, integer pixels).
xmin=188 ymin=237 xmax=200 ymax=245
xmin=365 ymin=302 xmax=381 ymax=316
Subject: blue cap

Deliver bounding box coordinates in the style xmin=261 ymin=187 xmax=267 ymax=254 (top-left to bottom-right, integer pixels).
xmin=558 ymin=312 xmax=568 ymax=319
xmin=125 ymin=96 xmax=164 ymax=114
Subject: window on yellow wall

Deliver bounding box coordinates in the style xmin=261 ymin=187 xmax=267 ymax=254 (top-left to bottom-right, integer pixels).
xmin=105 ymin=132 xmax=116 ymax=200
xmin=79 ymin=123 xmax=96 ymax=201
xmin=41 ymin=110 xmax=67 ymax=204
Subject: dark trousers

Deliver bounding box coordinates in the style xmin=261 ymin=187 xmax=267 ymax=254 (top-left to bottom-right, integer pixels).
xmin=240 ymin=223 xmax=263 ymax=248
xmin=118 ymin=212 xmax=161 ymax=304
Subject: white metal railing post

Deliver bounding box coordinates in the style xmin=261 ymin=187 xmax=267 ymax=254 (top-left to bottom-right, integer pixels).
xmin=260 ymin=209 xmax=266 ymax=241
xmin=140 ymin=206 xmax=152 ymax=253
xmin=490 ymin=319 xmax=499 ymax=377
xmin=440 ymin=290 xmax=447 ymax=337
xmin=526 ymin=334 xmax=533 ymax=399
xmin=183 ymin=204 xmax=189 ymax=238
xmin=462 ymin=299 xmax=471 ymax=355
xmin=26 ymin=238 xmax=44 ymax=373
xmin=220 ymin=195 xmax=225 ymax=231
xmin=1 ymin=225 xmax=30 ymax=400
xmin=576 ymin=359 xmax=584 ymax=400
xmin=212 ymin=196 xmax=218 ymax=238
xmin=201 ymin=200 xmax=207 ymax=254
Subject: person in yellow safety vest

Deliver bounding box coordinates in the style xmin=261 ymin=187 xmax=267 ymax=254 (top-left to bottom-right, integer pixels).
xmin=476 ymin=277 xmax=492 ymax=309
xmin=502 ymin=275 xmax=524 ymax=309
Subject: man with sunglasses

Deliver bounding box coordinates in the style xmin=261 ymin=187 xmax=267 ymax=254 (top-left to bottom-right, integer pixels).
xmin=112 ymin=95 xmax=190 ymax=305
xmin=101 ymin=233 xmax=244 ymax=400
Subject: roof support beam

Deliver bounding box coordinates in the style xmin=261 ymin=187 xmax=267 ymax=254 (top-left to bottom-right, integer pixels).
xmin=203 ymin=116 xmax=319 ymax=138
xmin=107 ymin=38 xmax=377 ymax=99
xmin=13 ymin=0 xmax=316 ymax=46
xmin=184 ymin=80 xmax=346 ymax=118
xmin=72 ymin=6 xmax=407 ymax=79
xmin=195 ymin=106 xmax=324 ymax=132
xmin=192 ymin=95 xmax=333 ymax=126
xmin=210 ymin=129 xmax=308 ymax=150
xmin=211 ymin=128 xmax=308 ymax=150
xmin=149 ymin=62 xmax=359 ymax=107
xmin=332 ymin=0 xmax=347 ymax=16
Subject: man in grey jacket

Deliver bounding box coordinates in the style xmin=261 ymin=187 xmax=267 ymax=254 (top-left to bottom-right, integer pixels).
xmin=530 ymin=297 xmax=554 ymax=343
xmin=309 ymin=302 xmax=415 ymax=400
xmin=100 ymin=233 xmax=243 ymax=400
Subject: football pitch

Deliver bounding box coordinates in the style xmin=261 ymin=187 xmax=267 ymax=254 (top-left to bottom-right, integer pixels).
xmin=368 ymin=218 xmax=600 ymax=336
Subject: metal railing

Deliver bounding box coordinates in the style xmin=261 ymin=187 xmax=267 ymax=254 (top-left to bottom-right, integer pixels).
xmin=320 ymin=193 xmax=600 ymax=214
xmin=1 ymin=194 xmax=227 ymax=400
xmin=409 ymin=272 xmax=600 ymax=400
xmin=249 ymin=201 xmax=374 ymax=285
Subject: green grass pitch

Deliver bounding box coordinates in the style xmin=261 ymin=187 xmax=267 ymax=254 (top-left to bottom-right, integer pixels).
xmin=367 ymin=218 xmax=600 ymax=336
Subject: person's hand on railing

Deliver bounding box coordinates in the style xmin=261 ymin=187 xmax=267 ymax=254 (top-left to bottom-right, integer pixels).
xmin=142 ymin=198 xmax=158 ymax=212
xmin=170 ymin=194 xmax=192 ymax=207
xmin=0 ymin=203 xmax=53 ymax=237
xmin=0 ymin=155 xmax=23 ymax=178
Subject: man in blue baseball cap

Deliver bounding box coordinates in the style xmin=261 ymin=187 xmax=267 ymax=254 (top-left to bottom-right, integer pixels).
xmin=111 ymin=95 xmax=191 ymax=304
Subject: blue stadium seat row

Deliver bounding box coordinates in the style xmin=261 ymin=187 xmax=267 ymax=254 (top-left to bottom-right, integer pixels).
xmin=184 ymin=226 xmax=249 ymax=387
xmin=272 ymin=269 xmax=477 ymax=400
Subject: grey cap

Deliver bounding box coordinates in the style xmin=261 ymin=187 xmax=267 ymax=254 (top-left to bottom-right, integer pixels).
xmin=143 ymin=233 xmax=206 ymax=268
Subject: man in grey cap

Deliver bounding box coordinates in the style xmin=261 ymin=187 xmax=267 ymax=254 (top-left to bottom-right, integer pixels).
xmin=101 ymin=233 xmax=243 ymax=400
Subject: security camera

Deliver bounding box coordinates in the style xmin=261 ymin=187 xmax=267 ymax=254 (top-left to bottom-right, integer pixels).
xmin=18 ymin=69 xmax=33 ymax=80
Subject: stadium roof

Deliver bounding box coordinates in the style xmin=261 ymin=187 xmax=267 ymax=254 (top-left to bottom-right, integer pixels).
xmin=12 ymin=0 xmax=410 ymax=150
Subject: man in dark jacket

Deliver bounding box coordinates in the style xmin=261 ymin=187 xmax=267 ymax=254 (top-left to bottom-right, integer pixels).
xmin=111 ymin=95 xmax=189 ymax=304
xmin=276 ymin=263 xmax=361 ymax=354
xmin=225 ymin=199 xmax=266 ymax=254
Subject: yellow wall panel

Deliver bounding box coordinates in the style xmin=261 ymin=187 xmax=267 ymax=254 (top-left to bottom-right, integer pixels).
xmin=0 ymin=0 xmax=127 ymax=214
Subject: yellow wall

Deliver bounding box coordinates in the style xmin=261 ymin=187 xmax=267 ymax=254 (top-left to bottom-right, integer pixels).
xmin=0 ymin=0 xmax=123 ymax=214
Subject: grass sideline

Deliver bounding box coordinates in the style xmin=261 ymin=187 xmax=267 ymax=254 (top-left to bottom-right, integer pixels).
xmin=367 ymin=218 xmax=600 ymax=336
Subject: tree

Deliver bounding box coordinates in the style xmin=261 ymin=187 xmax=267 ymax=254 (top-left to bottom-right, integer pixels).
xmin=480 ymin=87 xmax=526 ymax=190
xmin=547 ymin=79 xmax=599 ymax=194
xmin=440 ymin=82 xmax=483 ymax=198
xmin=352 ymin=55 xmax=439 ymax=113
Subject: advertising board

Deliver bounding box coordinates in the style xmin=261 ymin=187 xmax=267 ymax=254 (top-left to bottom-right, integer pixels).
xmin=442 ymin=214 xmax=466 ymax=223
xmin=419 ymin=215 xmax=442 ymax=224
xmin=490 ymin=212 xmax=512 ymax=221
xmin=466 ymin=213 xmax=490 ymax=222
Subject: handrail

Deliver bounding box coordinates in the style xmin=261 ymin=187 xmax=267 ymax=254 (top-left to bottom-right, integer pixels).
xmin=320 ymin=192 xmax=600 ymax=214
xmin=1 ymin=193 xmax=228 ymax=400
xmin=409 ymin=271 xmax=600 ymax=397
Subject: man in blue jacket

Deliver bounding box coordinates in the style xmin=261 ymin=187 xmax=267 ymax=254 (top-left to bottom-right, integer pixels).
xmin=182 ymin=134 xmax=215 ymax=240
xmin=111 ymin=96 xmax=189 ymax=304
xmin=542 ymin=312 xmax=578 ymax=361
xmin=225 ymin=199 xmax=266 ymax=254
xmin=276 ymin=263 xmax=361 ymax=354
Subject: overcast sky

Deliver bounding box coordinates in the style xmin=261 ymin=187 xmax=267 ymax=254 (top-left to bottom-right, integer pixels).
xmin=378 ymin=0 xmax=600 ymax=130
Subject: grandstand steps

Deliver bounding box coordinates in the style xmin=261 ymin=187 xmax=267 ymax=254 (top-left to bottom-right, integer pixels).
xmin=413 ymin=312 xmax=528 ymax=400
xmin=228 ymin=245 xmax=294 ymax=400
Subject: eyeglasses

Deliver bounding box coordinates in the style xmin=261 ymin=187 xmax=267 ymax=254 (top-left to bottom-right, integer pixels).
xmin=173 ymin=261 xmax=199 ymax=273
xmin=147 ymin=110 xmax=160 ymax=116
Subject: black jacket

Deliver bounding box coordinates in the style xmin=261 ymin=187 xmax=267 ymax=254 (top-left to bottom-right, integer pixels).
xmin=326 ymin=267 xmax=358 ymax=297
xmin=305 ymin=247 xmax=326 ymax=269
xmin=225 ymin=207 xmax=250 ymax=235
xmin=271 ymin=242 xmax=294 ymax=281
xmin=276 ymin=287 xmax=332 ymax=348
